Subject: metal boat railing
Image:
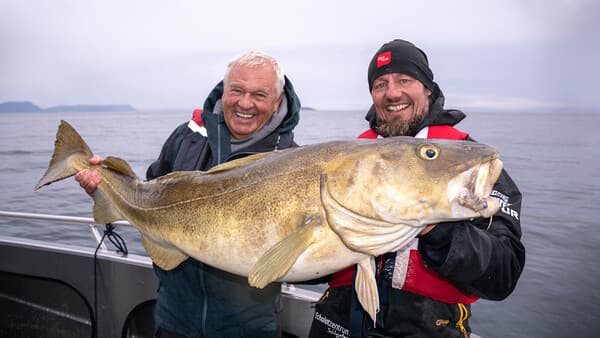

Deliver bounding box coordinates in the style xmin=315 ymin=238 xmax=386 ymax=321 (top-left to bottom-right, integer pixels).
xmin=0 ymin=210 xmax=322 ymax=337
xmin=0 ymin=210 xmax=158 ymax=337
xmin=0 ymin=210 xmax=323 ymax=299
xmin=0 ymin=210 xmax=320 ymax=294
xmin=0 ymin=210 xmax=135 ymax=252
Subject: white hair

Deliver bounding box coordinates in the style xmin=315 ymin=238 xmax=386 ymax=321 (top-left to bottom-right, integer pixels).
xmin=223 ymin=51 xmax=285 ymax=96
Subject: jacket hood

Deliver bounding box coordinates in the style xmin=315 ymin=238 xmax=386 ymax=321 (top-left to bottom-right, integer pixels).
xmin=365 ymin=83 xmax=466 ymax=134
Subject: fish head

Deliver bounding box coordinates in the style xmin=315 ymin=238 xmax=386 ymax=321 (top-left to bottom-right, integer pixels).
xmin=324 ymin=136 xmax=503 ymax=230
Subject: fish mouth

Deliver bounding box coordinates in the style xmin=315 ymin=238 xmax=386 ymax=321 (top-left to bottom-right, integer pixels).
xmin=451 ymin=157 xmax=503 ymax=217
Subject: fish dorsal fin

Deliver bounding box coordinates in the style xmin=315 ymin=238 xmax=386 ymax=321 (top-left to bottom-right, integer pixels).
xmin=141 ymin=235 xmax=189 ymax=270
xmin=319 ymin=174 xmax=423 ymax=256
xmin=204 ymin=152 xmax=274 ymax=175
xmin=355 ymin=257 xmax=380 ymax=324
xmin=103 ymin=156 xmax=137 ymax=178
xmin=249 ymin=213 xmax=324 ymax=288
xmin=92 ymin=188 xmax=126 ymax=224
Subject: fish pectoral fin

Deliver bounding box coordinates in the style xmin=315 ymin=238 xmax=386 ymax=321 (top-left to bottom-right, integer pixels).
xmin=92 ymin=188 xmax=126 ymax=224
xmin=249 ymin=213 xmax=324 ymax=288
xmin=141 ymin=235 xmax=188 ymax=270
xmin=355 ymin=257 xmax=380 ymax=324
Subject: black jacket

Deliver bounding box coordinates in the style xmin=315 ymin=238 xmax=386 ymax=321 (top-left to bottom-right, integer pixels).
xmin=310 ymin=87 xmax=525 ymax=338
xmin=148 ymin=78 xmax=301 ymax=338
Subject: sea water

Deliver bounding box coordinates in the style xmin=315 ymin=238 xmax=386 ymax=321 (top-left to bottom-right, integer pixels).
xmin=1 ymin=109 xmax=599 ymax=337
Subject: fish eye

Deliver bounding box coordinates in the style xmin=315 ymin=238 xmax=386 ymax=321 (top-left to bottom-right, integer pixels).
xmin=419 ymin=145 xmax=439 ymax=160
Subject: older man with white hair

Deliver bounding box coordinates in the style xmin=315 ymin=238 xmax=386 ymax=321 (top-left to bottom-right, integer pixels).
xmin=75 ymin=51 xmax=302 ymax=338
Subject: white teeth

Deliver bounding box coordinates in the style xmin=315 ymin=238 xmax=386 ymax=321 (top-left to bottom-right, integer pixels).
xmin=236 ymin=112 xmax=253 ymax=119
xmin=386 ymin=103 xmax=409 ymax=112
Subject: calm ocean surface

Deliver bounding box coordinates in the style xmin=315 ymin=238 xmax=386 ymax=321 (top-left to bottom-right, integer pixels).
xmin=1 ymin=110 xmax=599 ymax=337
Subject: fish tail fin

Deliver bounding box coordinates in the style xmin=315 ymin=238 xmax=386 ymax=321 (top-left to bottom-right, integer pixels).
xmin=35 ymin=120 xmax=94 ymax=191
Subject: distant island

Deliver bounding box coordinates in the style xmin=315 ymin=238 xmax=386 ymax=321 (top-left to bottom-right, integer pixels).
xmin=0 ymin=101 xmax=136 ymax=113
xmin=1 ymin=101 xmax=323 ymax=113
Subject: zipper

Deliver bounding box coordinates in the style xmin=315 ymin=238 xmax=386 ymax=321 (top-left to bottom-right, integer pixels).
xmin=435 ymin=303 xmax=469 ymax=338
xmin=274 ymin=134 xmax=281 ymax=150
xmin=456 ymin=303 xmax=469 ymax=338
xmin=217 ymin=123 xmax=222 ymax=164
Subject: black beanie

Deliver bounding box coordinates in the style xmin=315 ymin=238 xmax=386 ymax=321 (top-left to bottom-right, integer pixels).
xmin=367 ymin=39 xmax=435 ymax=92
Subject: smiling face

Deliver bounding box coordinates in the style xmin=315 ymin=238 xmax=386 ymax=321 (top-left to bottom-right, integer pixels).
xmin=222 ymin=63 xmax=283 ymax=139
xmin=371 ymin=73 xmax=432 ymax=137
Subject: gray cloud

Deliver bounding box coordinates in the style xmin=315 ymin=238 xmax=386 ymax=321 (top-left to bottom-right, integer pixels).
xmin=1 ymin=0 xmax=598 ymax=112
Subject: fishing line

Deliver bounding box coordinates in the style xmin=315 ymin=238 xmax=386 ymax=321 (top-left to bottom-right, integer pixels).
xmin=92 ymin=223 xmax=129 ymax=338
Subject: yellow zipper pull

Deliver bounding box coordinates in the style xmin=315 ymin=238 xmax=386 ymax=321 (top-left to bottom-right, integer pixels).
xmin=456 ymin=303 xmax=469 ymax=338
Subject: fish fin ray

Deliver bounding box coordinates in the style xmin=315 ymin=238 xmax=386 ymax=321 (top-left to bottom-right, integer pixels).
xmin=141 ymin=235 xmax=188 ymax=270
xmin=103 ymin=156 xmax=137 ymax=178
xmin=151 ymin=171 xmax=196 ymax=184
xmin=355 ymin=257 xmax=380 ymax=324
xmin=249 ymin=214 xmax=323 ymax=288
xmin=92 ymin=188 xmax=126 ymax=224
xmin=204 ymin=152 xmax=274 ymax=174
xmin=35 ymin=120 xmax=93 ymax=190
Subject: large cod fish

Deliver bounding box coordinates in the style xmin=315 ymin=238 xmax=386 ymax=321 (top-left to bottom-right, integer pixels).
xmin=35 ymin=120 xmax=503 ymax=322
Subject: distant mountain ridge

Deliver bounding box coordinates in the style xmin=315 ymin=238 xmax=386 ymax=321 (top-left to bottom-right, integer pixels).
xmin=0 ymin=101 xmax=136 ymax=113
xmin=0 ymin=101 xmax=42 ymax=112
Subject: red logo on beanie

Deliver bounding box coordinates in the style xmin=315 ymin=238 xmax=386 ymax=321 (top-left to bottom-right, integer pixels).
xmin=376 ymin=51 xmax=391 ymax=68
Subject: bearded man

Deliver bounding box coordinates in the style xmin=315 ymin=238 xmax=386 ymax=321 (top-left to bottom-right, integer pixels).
xmin=308 ymin=39 xmax=525 ymax=338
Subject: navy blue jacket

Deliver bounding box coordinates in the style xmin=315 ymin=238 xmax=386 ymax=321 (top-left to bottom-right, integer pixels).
xmin=147 ymin=78 xmax=301 ymax=338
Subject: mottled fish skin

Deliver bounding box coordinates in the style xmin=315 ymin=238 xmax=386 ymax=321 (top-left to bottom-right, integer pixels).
xmin=35 ymin=120 xmax=503 ymax=323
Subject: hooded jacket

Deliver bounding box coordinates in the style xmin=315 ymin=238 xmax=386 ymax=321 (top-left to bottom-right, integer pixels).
xmin=310 ymin=87 xmax=525 ymax=338
xmin=147 ymin=77 xmax=301 ymax=338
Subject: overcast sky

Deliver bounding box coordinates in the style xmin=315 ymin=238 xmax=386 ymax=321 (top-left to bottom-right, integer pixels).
xmin=1 ymin=0 xmax=598 ymax=112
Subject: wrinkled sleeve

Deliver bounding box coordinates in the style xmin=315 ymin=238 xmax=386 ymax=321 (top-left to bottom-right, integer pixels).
xmin=418 ymin=169 xmax=525 ymax=300
xmin=146 ymin=123 xmax=188 ymax=180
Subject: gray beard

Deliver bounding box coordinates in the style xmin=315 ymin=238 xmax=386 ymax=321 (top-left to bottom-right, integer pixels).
xmin=375 ymin=112 xmax=426 ymax=137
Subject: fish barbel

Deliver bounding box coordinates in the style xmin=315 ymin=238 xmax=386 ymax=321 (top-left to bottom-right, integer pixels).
xmin=35 ymin=120 xmax=503 ymax=322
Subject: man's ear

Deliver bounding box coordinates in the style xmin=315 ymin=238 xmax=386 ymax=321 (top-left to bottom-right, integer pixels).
xmin=274 ymin=93 xmax=284 ymax=111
